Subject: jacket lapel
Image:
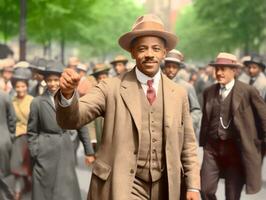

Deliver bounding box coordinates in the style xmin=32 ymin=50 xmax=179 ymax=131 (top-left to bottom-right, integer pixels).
xmin=120 ymin=69 xmax=142 ymax=134
xmin=205 ymin=84 xmax=219 ymax=121
xmin=161 ymin=74 xmax=177 ymax=131
xmin=231 ymin=80 xmax=243 ymax=117
xmin=41 ymin=90 xmax=56 ymax=112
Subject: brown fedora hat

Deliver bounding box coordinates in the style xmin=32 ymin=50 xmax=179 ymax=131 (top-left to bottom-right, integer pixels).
xmin=110 ymin=55 xmax=128 ymax=65
xmin=118 ymin=14 xmax=178 ymax=52
xmin=209 ymin=52 xmax=241 ymax=68
xmin=91 ymin=64 xmax=110 ymax=76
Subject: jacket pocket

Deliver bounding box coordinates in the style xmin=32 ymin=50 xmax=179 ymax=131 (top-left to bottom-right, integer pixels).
xmin=92 ymin=159 xmax=111 ymax=181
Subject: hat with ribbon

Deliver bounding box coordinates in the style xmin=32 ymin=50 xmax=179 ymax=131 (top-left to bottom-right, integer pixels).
xmin=209 ymin=52 xmax=241 ymax=68
xmin=119 ymin=14 xmax=177 ymax=52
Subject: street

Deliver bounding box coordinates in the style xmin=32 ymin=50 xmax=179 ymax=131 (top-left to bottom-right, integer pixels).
xmin=76 ymin=146 xmax=266 ymax=200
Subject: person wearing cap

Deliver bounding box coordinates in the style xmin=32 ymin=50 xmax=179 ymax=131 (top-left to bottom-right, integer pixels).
xmin=243 ymin=55 xmax=266 ymax=101
xmin=110 ymin=55 xmax=128 ymax=76
xmin=199 ymin=52 xmax=266 ymax=200
xmin=9 ymin=67 xmax=33 ymax=199
xmin=27 ymin=60 xmax=94 ymax=200
xmin=0 ymin=90 xmax=16 ymax=199
xmin=164 ymin=49 xmax=202 ymax=134
xmin=28 ymin=58 xmax=47 ymax=97
xmin=0 ymin=58 xmax=15 ymax=94
xmin=56 ymin=14 xmax=200 ymax=200
xmin=91 ymin=63 xmax=110 ymax=82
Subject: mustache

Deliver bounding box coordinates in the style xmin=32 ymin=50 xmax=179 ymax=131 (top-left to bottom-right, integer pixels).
xmin=142 ymin=58 xmax=157 ymax=63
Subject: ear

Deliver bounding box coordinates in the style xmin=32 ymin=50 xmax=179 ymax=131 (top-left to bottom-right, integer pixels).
xmin=131 ymin=49 xmax=136 ymax=59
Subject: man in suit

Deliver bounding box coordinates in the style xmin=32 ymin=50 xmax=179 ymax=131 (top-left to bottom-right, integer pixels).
xmin=110 ymin=55 xmax=128 ymax=76
xmin=164 ymin=49 xmax=202 ymax=134
xmin=243 ymin=54 xmax=266 ymax=101
xmin=200 ymin=52 xmax=266 ymax=200
xmin=55 ymin=14 xmax=200 ymax=200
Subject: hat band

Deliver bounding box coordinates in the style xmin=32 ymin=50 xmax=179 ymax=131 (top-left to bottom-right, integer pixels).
xmin=132 ymin=21 xmax=165 ymax=31
xmin=216 ymin=58 xmax=237 ymax=65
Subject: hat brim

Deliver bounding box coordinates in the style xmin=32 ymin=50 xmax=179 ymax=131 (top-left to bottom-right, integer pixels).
xmin=110 ymin=60 xmax=128 ymax=65
xmin=118 ymin=30 xmax=177 ymax=52
xmin=244 ymin=61 xmax=265 ymax=69
xmin=209 ymin=63 xmax=241 ymax=68
xmin=164 ymin=58 xmax=182 ymax=64
xmin=41 ymin=71 xmax=62 ymax=77
xmin=91 ymin=68 xmax=110 ymax=77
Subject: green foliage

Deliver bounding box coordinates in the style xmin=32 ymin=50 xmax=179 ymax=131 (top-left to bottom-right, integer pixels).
xmin=175 ymin=0 xmax=266 ymax=60
xmin=0 ymin=0 xmax=19 ymax=42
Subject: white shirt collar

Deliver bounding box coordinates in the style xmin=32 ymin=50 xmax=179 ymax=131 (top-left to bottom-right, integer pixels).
xmin=221 ymin=79 xmax=235 ymax=91
xmin=135 ymin=67 xmax=161 ymax=95
xmin=135 ymin=67 xmax=161 ymax=85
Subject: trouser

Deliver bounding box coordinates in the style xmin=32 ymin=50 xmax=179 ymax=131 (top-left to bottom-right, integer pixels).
xmin=200 ymin=139 xmax=245 ymax=200
xmin=131 ymin=174 xmax=168 ymax=200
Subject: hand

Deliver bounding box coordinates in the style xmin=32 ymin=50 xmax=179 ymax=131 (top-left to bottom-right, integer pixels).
xmin=186 ymin=191 xmax=200 ymax=200
xmin=85 ymin=155 xmax=95 ymax=166
xmin=60 ymin=68 xmax=81 ymax=99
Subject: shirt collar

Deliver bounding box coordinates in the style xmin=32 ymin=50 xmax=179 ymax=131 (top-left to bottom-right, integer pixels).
xmin=135 ymin=66 xmax=161 ymax=85
xmin=220 ymin=79 xmax=235 ymax=90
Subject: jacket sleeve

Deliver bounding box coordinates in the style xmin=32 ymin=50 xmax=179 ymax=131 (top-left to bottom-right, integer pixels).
xmin=5 ymin=95 xmax=16 ymax=139
xmin=27 ymin=98 xmax=40 ymax=158
xmin=77 ymin=125 xmax=95 ymax=156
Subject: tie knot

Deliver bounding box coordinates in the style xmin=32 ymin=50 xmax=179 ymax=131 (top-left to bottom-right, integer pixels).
xmin=147 ymin=79 xmax=154 ymax=87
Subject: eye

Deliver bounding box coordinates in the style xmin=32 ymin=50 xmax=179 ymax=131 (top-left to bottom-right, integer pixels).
xmin=153 ymin=46 xmax=161 ymax=52
xmin=137 ymin=47 xmax=145 ymax=52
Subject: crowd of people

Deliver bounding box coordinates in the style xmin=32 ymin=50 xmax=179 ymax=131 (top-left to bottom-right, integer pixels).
xmin=0 ymin=14 xmax=265 ymax=200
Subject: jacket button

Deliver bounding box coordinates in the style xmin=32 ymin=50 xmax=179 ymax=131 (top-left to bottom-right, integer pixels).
xmin=133 ymin=150 xmax=138 ymax=155
xmin=130 ymin=169 xmax=134 ymax=174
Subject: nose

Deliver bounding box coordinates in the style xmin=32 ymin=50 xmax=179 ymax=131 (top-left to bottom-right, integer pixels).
xmin=145 ymin=48 xmax=154 ymax=58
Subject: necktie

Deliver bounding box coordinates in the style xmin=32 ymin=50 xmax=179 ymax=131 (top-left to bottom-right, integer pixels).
xmin=249 ymin=78 xmax=255 ymax=85
xmin=220 ymin=86 xmax=226 ymax=100
xmin=146 ymin=79 xmax=156 ymax=105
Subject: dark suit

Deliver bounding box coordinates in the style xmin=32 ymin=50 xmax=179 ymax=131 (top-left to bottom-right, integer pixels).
xmin=199 ymin=80 xmax=266 ymax=200
xmin=27 ymin=90 xmax=93 ymax=200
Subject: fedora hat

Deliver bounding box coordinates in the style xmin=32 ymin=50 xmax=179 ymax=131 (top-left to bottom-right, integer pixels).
xmin=91 ymin=64 xmax=110 ymax=77
xmin=30 ymin=57 xmax=46 ymax=72
xmin=119 ymin=14 xmax=177 ymax=52
xmin=41 ymin=60 xmax=64 ymax=77
xmin=164 ymin=49 xmax=185 ymax=67
xmin=243 ymin=54 xmax=265 ymax=70
xmin=110 ymin=55 xmax=128 ymax=65
xmin=209 ymin=52 xmax=241 ymax=68
xmin=12 ymin=67 xmax=32 ymax=80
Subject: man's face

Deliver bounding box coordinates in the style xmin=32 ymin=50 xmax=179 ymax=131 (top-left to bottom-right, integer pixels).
xmin=164 ymin=62 xmax=180 ymax=80
xmin=96 ymin=72 xmax=108 ymax=82
xmin=131 ymin=36 xmax=166 ymax=77
xmin=114 ymin=62 xmax=127 ymax=75
xmin=45 ymin=74 xmax=60 ymax=94
xmin=215 ymin=66 xmax=236 ymax=85
xmin=2 ymin=69 xmax=13 ymax=81
xmin=247 ymin=63 xmax=261 ymax=77
xmin=15 ymin=80 xmax=28 ymax=98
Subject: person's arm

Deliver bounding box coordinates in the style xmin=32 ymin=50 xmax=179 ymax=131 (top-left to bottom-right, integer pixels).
xmin=77 ymin=125 xmax=95 ymax=156
xmin=5 ymin=95 xmax=16 ymax=140
xmin=27 ymin=99 xmax=40 ymax=159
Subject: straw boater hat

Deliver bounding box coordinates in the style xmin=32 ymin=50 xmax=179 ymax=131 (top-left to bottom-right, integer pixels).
xmin=119 ymin=14 xmax=177 ymax=52
xmin=91 ymin=64 xmax=110 ymax=77
xmin=209 ymin=52 xmax=241 ymax=68
xmin=110 ymin=55 xmax=128 ymax=65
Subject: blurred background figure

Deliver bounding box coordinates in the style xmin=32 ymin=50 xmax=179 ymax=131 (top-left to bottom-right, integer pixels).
xmin=164 ymin=49 xmax=202 ymax=135
xmin=243 ymin=54 xmax=266 ymax=101
xmin=0 ymin=89 xmax=16 ymax=200
xmin=28 ymin=58 xmax=46 ymax=97
xmin=10 ymin=66 xmax=33 ymax=200
xmin=110 ymin=55 xmax=128 ymax=76
xmin=0 ymin=58 xmax=15 ymax=95
xmin=67 ymin=56 xmax=80 ymax=70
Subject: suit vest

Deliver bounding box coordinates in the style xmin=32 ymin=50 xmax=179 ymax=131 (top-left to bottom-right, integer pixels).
xmin=208 ymin=88 xmax=234 ymax=140
xmin=136 ymin=81 xmax=165 ymax=182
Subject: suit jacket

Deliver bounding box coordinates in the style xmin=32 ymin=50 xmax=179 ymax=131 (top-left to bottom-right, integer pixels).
xmin=199 ymin=80 xmax=266 ymax=194
xmin=55 ymin=68 xmax=200 ymax=200
xmin=252 ymin=73 xmax=266 ymax=101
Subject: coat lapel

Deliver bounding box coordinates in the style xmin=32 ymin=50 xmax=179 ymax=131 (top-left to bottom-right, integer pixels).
xmin=161 ymin=74 xmax=177 ymax=130
xmin=41 ymin=90 xmax=56 ymax=112
xmin=120 ymin=69 xmax=142 ymax=134
xmin=231 ymin=80 xmax=243 ymax=117
xmin=205 ymin=84 xmax=219 ymax=121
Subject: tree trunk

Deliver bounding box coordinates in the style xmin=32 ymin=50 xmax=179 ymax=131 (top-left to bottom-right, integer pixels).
xmin=60 ymin=38 xmax=65 ymax=65
xmin=19 ymin=0 xmax=27 ymax=61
